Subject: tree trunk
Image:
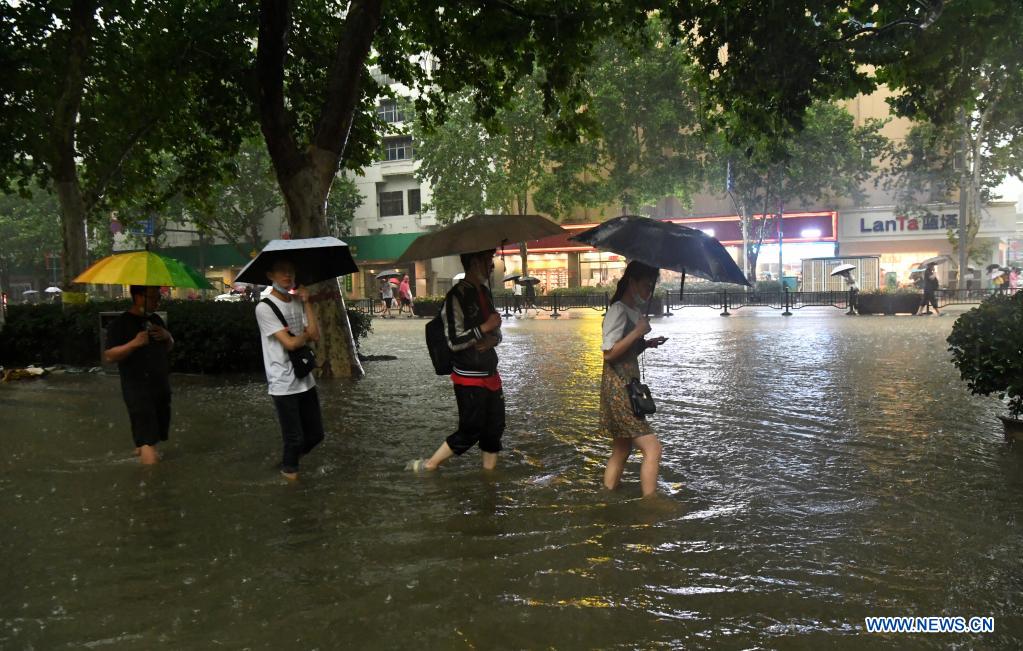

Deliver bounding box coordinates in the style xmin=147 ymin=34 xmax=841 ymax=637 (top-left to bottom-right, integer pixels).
xmin=280 ymin=160 xmax=365 ymax=379
xmin=54 ymin=180 xmax=88 ymax=288
xmin=256 ymin=0 xmax=383 ymax=379
xmin=51 ymin=0 xmax=96 ymax=289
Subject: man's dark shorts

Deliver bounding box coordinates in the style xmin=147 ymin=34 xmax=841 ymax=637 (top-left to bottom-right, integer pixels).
xmin=126 ymin=393 xmax=171 ymax=447
xmin=447 ymin=385 xmax=505 ymax=455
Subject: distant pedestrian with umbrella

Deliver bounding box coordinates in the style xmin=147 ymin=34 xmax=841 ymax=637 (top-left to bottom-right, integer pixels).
xmin=407 ymin=249 xmax=505 ymax=473
xmin=380 ymin=277 xmax=395 ymax=318
xmin=829 ymin=264 xmax=858 ymax=315
xmin=599 ymin=261 xmax=668 ymax=497
xmin=398 ymin=274 xmax=414 ymax=317
xmin=920 ymin=262 xmax=942 ymax=315
xmin=103 ymin=285 xmax=175 ymax=465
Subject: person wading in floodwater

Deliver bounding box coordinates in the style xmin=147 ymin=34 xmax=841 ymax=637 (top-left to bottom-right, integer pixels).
xmin=255 ymin=259 xmax=324 ymax=480
xmin=103 ymin=285 xmax=174 ymax=465
xmin=599 ymin=261 xmax=668 ymax=497
xmin=407 ymin=249 xmax=505 ymax=472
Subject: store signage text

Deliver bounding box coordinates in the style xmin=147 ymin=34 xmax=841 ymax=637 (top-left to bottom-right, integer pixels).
xmin=859 ymin=213 xmax=957 ymax=234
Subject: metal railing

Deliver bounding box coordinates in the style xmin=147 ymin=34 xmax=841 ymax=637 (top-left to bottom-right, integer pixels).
xmin=347 ymin=288 xmax=1016 ymax=317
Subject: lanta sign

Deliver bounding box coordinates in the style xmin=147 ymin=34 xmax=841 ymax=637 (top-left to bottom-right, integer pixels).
xmin=859 ymin=213 xmax=958 ymax=234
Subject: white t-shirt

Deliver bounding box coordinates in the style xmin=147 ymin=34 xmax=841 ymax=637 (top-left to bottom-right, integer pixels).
xmin=601 ymin=301 xmax=642 ymax=351
xmin=513 ymin=283 xmax=523 ymax=296
xmin=256 ymin=295 xmax=316 ymax=396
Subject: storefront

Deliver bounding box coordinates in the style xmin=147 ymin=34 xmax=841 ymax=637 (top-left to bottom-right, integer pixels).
xmin=836 ymin=202 xmax=1018 ymax=288
xmin=499 ymin=212 xmax=839 ymax=288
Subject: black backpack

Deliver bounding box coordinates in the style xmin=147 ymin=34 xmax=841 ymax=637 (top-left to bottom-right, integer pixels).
xmin=425 ymin=309 xmax=452 ymax=375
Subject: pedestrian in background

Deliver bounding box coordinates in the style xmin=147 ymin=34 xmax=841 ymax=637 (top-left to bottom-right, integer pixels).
xmin=380 ymin=278 xmax=394 ymax=318
xmin=921 ymin=262 xmax=941 ymax=315
xmin=398 ymin=274 xmax=414 ymax=317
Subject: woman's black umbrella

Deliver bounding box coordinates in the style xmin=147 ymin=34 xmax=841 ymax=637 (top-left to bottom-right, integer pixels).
xmin=569 ymin=215 xmax=749 ymax=312
xmin=569 ymin=215 xmax=749 ymax=284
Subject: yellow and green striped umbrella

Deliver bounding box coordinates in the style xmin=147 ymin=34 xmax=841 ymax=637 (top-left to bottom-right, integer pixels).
xmin=74 ymin=250 xmax=214 ymax=289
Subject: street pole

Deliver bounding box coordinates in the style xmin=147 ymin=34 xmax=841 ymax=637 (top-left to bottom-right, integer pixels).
xmin=777 ymin=203 xmax=784 ymax=290
xmin=958 ymin=108 xmax=969 ymax=288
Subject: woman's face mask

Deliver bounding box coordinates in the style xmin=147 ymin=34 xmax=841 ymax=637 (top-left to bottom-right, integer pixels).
xmin=632 ymin=277 xmax=654 ymax=303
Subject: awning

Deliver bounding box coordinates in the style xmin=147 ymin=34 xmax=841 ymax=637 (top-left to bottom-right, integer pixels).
xmin=347 ymin=233 xmax=421 ymax=263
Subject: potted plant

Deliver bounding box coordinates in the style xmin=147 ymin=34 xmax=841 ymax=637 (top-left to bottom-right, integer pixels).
xmin=947 ymin=292 xmax=1023 ymax=440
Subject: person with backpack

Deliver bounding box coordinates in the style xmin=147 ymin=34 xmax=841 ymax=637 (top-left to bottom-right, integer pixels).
xmin=408 ymin=249 xmax=504 ymax=472
xmin=255 ymin=258 xmax=324 ymax=480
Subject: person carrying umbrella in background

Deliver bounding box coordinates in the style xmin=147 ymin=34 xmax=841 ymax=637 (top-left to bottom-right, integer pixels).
xmin=380 ymin=276 xmax=395 ymax=318
xmin=829 ymin=264 xmax=858 ymax=315
xmin=103 ymin=285 xmax=174 ymax=465
xmin=398 ymin=274 xmax=414 ymax=317
xmin=599 ymin=262 xmax=668 ymax=497
xmin=407 ymin=249 xmax=505 ymax=472
xmin=920 ymin=262 xmax=942 ymax=316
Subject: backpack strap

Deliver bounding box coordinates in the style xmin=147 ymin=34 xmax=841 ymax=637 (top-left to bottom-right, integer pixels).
xmin=260 ymin=297 xmax=294 ymax=335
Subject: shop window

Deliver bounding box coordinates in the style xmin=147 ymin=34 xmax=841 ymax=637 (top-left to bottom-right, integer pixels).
xmin=379 ymin=191 xmax=404 ymax=217
xmin=408 ymin=188 xmax=421 ymax=214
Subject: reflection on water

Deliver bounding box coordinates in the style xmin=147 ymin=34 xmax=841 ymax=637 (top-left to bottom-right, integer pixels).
xmin=2 ymin=310 xmax=1022 ymax=647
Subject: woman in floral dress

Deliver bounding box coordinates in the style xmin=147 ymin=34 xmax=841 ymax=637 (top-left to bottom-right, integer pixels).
xmin=599 ymin=261 xmax=668 ymax=496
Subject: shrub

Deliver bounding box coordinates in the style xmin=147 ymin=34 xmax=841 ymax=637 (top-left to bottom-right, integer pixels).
xmin=865 ymin=286 xmax=921 ymax=296
xmin=947 ymin=292 xmax=1023 ymax=417
xmin=0 ymin=301 xmax=371 ymax=374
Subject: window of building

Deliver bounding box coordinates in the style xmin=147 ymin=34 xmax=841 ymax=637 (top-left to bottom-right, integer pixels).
xmin=379 ymin=191 xmax=404 ymax=217
xmin=377 ymin=101 xmax=408 ymax=124
xmin=382 ymin=136 xmax=413 ymax=161
xmin=408 ymin=188 xmax=421 ymax=214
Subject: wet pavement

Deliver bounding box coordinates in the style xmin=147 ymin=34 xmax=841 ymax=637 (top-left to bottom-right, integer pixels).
xmin=2 ymin=308 xmax=1021 ymax=648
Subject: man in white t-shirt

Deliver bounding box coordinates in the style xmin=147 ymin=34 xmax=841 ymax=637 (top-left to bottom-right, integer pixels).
xmin=255 ymin=259 xmax=323 ymax=480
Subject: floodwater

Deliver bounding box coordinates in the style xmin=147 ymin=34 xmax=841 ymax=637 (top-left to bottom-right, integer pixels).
xmin=2 ymin=308 xmax=1021 ymax=649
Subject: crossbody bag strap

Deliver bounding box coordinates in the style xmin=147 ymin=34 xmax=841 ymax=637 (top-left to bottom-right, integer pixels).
xmin=260 ymin=298 xmax=294 ymax=335
xmin=608 ymin=316 xmax=643 ymax=382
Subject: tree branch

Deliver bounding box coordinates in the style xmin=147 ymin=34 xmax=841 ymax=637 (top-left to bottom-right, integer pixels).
xmin=257 ymin=0 xmax=306 ymax=180
xmin=51 ymin=0 xmax=95 ymax=183
xmin=313 ymin=0 xmax=384 ymax=161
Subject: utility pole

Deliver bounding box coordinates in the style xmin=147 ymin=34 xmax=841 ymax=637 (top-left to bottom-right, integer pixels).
xmin=957 ymin=109 xmax=969 ymax=287
xmin=777 ymin=203 xmax=784 ymax=289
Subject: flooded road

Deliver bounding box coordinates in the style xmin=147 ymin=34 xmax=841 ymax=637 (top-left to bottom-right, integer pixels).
xmin=2 ymin=309 xmax=1021 ymax=648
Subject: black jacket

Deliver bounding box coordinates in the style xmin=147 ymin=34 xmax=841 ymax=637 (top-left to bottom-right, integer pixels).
xmin=442 ymin=280 xmax=502 ymax=377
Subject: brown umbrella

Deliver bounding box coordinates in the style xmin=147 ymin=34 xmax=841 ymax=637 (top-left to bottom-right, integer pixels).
xmin=394 ymin=214 xmax=564 ymax=263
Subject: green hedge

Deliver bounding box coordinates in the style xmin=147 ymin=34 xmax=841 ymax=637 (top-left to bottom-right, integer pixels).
xmin=0 ymin=301 xmax=372 ymax=374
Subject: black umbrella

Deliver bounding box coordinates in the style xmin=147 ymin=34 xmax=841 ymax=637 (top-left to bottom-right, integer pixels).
xmin=503 ymin=273 xmax=521 ymax=283
xmin=234 ymin=237 xmax=358 ymax=286
xmin=516 ymin=276 xmax=541 ymax=285
xmin=569 ymin=215 xmax=749 ymax=285
xmin=375 ymin=269 xmax=404 ymax=280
